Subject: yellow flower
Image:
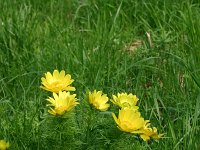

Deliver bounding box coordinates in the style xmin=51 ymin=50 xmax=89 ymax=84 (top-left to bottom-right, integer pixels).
xmin=89 ymin=90 xmax=110 ymax=111
xmin=40 ymin=70 xmax=75 ymax=93
xmin=134 ymin=121 xmax=164 ymax=141
xmin=47 ymin=91 xmax=79 ymax=115
xmin=111 ymin=93 xmax=139 ymax=109
xmin=0 ymin=140 xmax=9 ymax=150
xmin=139 ymin=127 xmax=164 ymax=141
xmin=112 ymin=108 xmax=146 ymax=133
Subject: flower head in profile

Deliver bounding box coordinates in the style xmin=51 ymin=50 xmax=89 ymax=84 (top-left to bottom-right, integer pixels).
xmin=112 ymin=108 xmax=146 ymax=133
xmin=89 ymin=90 xmax=110 ymax=111
xmin=139 ymin=123 xmax=164 ymax=141
xmin=0 ymin=140 xmax=9 ymax=150
xmin=111 ymin=93 xmax=139 ymax=109
xmin=40 ymin=70 xmax=75 ymax=93
xmin=47 ymin=91 xmax=79 ymax=116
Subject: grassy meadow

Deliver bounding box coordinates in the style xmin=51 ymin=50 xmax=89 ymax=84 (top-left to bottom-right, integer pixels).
xmin=0 ymin=0 xmax=200 ymax=149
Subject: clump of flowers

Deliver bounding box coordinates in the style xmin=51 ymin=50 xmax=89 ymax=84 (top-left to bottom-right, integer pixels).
xmin=47 ymin=91 xmax=79 ymax=116
xmin=40 ymin=70 xmax=75 ymax=93
xmin=41 ymin=70 xmax=78 ymax=116
xmin=40 ymin=70 xmax=163 ymax=143
xmin=111 ymin=92 xmax=163 ymax=141
xmin=0 ymin=140 xmax=9 ymax=150
xmin=88 ymin=90 xmax=110 ymax=111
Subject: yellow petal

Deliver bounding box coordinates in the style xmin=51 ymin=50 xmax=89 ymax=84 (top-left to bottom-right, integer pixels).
xmin=45 ymin=72 xmax=53 ymax=81
xmin=99 ymin=104 xmax=110 ymax=111
xmin=65 ymin=86 xmax=76 ymax=91
xmin=112 ymin=112 xmax=119 ymax=126
xmin=53 ymin=70 xmax=59 ymax=78
xmin=59 ymin=70 xmax=65 ymax=78
xmin=140 ymin=134 xmax=150 ymax=141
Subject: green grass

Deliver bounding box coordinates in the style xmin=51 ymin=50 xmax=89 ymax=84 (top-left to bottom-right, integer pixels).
xmin=0 ymin=0 xmax=199 ymax=149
